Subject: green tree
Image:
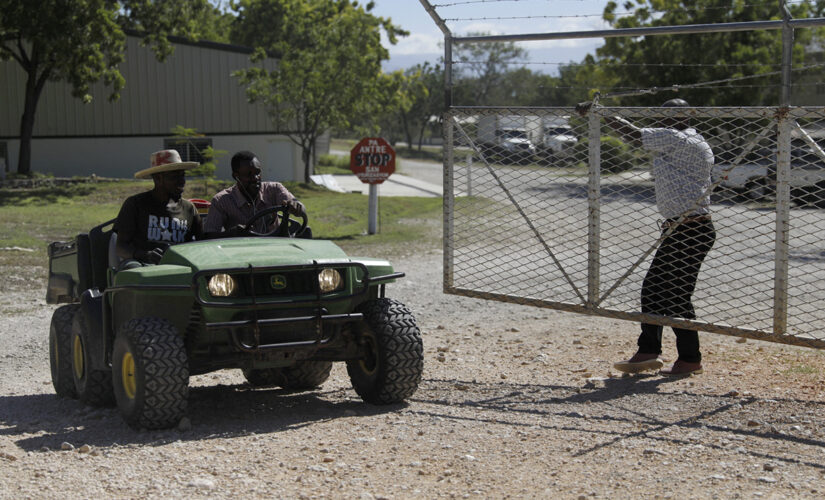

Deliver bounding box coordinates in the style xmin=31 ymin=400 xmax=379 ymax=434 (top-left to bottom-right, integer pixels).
xmin=168 ymin=125 xmax=227 ymax=194
xmin=374 ymin=69 xmax=416 ymax=146
xmin=400 ymin=62 xmax=444 ymax=150
xmin=0 ymin=0 xmax=212 ymax=175
xmin=452 ymin=32 xmax=527 ymax=105
xmin=596 ymin=0 xmax=818 ymax=106
xmin=232 ymin=0 xmax=407 ymax=182
xmin=193 ymin=1 xmax=235 ymax=44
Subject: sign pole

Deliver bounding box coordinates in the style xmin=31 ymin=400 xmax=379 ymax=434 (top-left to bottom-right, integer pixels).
xmin=368 ymin=184 xmax=378 ymax=234
xmin=350 ymin=137 xmax=395 ymax=235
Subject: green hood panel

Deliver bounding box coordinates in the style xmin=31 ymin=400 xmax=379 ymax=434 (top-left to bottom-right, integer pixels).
xmin=349 ymin=257 xmax=395 ymax=278
xmin=161 ymin=238 xmax=351 ymax=271
xmin=111 ymin=240 xmax=399 ymax=288
xmin=113 ymin=264 xmax=192 ymax=287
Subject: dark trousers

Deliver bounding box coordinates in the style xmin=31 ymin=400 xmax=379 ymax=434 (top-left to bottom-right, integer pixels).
xmin=638 ymin=218 xmax=715 ymax=363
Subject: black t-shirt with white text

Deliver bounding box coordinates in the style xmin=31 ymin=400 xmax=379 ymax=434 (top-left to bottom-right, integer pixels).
xmin=114 ymin=191 xmax=203 ymax=258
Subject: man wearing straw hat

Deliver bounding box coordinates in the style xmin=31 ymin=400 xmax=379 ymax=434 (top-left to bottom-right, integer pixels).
xmin=114 ymin=149 xmax=204 ymax=267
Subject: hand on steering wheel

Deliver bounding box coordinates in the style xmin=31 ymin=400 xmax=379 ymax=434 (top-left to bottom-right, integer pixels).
xmin=243 ymin=205 xmax=308 ymax=237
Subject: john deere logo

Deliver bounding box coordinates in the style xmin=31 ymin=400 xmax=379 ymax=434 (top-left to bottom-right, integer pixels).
xmin=270 ymin=275 xmax=287 ymax=290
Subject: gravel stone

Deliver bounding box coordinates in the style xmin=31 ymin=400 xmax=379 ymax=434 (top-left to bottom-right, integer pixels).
xmin=1 ymin=252 xmax=824 ymax=498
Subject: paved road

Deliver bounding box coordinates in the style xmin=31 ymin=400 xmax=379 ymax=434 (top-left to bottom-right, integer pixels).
xmin=326 ymin=147 xmax=825 ymax=342
xmin=324 ymin=149 xmax=444 ymax=197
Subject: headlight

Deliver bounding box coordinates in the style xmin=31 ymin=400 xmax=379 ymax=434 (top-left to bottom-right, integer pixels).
xmin=318 ymin=268 xmax=343 ymax=293
xmin=208 ymin=273 xmax=237 ymax=297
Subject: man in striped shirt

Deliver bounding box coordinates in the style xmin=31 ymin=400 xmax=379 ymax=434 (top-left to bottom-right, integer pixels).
xmin=204 ymin=151 xmax=307 ymax=238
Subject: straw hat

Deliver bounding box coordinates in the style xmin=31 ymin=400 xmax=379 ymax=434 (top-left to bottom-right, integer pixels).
xmin=134 ymin=150 xmax=199 ymax=179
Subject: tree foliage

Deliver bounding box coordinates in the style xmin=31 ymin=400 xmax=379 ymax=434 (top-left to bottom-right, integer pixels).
xmin=596 ymin=0 xmax=819 ymax=106
xmin=168 ymin=125 xmax=227 ymax=193
xmin=451 ymin=32 xmax=527 ymax=105
xmin=399 ymin=62 xmax=444 ymax=149
xmin=232 ymin=0 xmax=408 ymax=182
xmin=0 ymin=0 xmax=212 ymax=175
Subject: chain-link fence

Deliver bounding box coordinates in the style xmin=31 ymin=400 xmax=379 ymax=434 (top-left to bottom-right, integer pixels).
xmin=444 ymin=106 xmax=825 ymax=348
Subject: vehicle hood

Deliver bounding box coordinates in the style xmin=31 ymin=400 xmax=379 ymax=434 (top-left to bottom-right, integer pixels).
xmin=161 ymin=237 xmax=351 ymax=272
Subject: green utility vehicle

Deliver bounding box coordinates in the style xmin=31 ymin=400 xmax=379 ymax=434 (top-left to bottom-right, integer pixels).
xmin=47 ymin=206 xmax=424 ymax=429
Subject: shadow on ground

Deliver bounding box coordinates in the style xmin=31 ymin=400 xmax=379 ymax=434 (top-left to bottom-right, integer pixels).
xmin=3 ymin=374 xmax=823 ymax=473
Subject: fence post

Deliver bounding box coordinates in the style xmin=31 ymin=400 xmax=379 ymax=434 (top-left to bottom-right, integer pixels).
xmin=774 ymin=114 xmax=791 ymax=336
xmin=587 ymin=112 xmax=601 ymax=308
xmin=443 ymin=111 xmax=455 ymax=293
xmin=780 ymin=0 xmax=794 ymax=106
xmin=466 ymin=154 xmax=473 ymax=197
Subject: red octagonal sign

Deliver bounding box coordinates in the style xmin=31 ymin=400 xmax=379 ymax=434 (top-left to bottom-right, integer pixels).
xmin=350 ymin=137 xmax=395 ymax=185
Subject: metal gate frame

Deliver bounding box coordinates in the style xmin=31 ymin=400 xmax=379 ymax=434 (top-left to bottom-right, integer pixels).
xmin=444 ymin=106 xmax=825 ymax=349
xmin=421 ymin=0 xmax=825 ymax=349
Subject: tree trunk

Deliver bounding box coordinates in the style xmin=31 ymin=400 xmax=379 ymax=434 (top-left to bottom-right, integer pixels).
xmin=301 ymin=142 xmax=313 ymax=184
xmin=17 ymin=56 xmax=49 ymax=176
xmin=417 ymin=121 xmax=427 ymax=151
xmin=400 ymin=111 xmax=413 ymax=150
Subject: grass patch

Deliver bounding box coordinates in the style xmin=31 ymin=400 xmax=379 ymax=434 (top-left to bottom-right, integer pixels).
xmin=395 ymin=146 xmax=443 ymax=163
xmin=780 ymin=363 xmax=819 ymax=376
xmin=331 ymin=138 xmax=358 ymax=151
xmin=0 ymin=179 xmax=442 ymax=271
xmin=316 ymin=154 xmax=352 ymax=175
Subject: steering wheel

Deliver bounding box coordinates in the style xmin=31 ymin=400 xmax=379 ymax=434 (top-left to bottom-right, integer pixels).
xmin=243 ymin=205 xmax=308 ymax=237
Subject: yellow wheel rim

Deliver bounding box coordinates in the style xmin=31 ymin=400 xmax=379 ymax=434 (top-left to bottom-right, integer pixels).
xmin=121 ymin=352 xmax=136 ymax=400
xmin=72 ymin=335 xmax=84 ymax=380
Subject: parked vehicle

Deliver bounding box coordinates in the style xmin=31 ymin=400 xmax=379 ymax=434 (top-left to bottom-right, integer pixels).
xmin=477 ymin=114 xmax=537 ymax=163
xmin=537 ymin=116 xmax=578 ymax=159
xmin=712 ymin=146 xmax=825 ymax=206
xmin=47 ymin=206 xmax=424 ymax=429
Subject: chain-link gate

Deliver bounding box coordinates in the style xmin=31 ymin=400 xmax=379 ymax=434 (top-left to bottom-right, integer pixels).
xmin=444 ymin=106 xmax=825 ymax=349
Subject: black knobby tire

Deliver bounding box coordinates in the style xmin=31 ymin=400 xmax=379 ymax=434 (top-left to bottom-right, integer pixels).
xmin=71 ymin=313 xmax=115 ymax=407
xmin=347 ymin=298 xmax=424 ymax=404
xmin=242 ymin=368 xmax=284 ymax=388
xmin=49 ymin=304 xmax=79 ymax=398
xmin=280 ymin=361 xmax=332 ymax=390
xmin=112 ymin=317 xmax=189 ymax=430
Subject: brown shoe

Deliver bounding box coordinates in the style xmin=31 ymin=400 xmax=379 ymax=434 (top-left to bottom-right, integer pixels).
xmin=660 ymin=360 xmax=703 ymax=376
xmin=613 ymin=353 xmax=664 ymax=373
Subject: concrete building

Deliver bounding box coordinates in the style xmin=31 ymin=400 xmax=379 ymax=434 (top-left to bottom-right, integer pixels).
xmin=0 ymin=33 xmax=325 ymax=181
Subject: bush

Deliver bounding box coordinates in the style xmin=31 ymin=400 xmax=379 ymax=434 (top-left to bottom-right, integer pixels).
xmin=316 ymin=154 xmax=352 ymax=175
xmin=572 ymin=135 xmax=637 ymax=173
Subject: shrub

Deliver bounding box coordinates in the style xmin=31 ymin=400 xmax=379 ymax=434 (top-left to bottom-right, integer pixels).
xmin=572 ymin=135 xmax=637 ymax=173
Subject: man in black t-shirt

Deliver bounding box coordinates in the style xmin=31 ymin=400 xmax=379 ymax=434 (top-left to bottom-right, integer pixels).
xmin=115 ymin=150 xmax=203 ymax=266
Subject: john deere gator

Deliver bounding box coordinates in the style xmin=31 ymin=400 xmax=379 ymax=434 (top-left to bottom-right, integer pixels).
xmin=46 ymin=206 xmax=424 ymax=429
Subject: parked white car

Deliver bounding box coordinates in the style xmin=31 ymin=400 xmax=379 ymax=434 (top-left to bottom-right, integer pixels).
xmin=711 ymin=147 xmax=825 ymax=206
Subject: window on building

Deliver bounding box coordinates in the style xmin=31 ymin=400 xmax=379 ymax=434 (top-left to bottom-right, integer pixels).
xmin=163 ymin=138 xmax=213 ymax=164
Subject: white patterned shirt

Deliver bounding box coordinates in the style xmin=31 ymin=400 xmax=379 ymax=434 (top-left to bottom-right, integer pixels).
xmin=641 ymin=127 xmax=714 ymax=219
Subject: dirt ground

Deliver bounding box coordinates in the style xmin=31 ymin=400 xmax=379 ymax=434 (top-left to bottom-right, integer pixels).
xmin=1 ymin=249 xmax=825 ymax=499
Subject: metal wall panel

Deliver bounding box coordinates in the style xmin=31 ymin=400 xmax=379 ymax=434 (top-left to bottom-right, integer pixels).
xmin=0 ymin=35 xmax=278 ymax=138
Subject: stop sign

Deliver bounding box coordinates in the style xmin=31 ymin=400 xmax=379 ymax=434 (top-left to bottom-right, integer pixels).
xmin=350 ymin=137 xmax=395 ymax=185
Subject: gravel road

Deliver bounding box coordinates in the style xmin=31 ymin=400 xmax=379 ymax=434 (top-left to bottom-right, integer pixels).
xmin=1 ymin=250 xmax=825 ymax=499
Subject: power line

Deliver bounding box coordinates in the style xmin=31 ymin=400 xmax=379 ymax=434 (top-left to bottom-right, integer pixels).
xmin=592 ymin=62 xmax=825 ymax=100
xmin=440 ymin=1 xmax=812 ymax=22
xmin=453 ymin=60 xmax=793 ymax=69
xmin=433 ymin=0 xmax=588 ymax=7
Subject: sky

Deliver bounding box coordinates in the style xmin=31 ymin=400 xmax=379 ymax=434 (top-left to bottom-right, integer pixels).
xmin=369 ymin=0 xmax=614 ymax=74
